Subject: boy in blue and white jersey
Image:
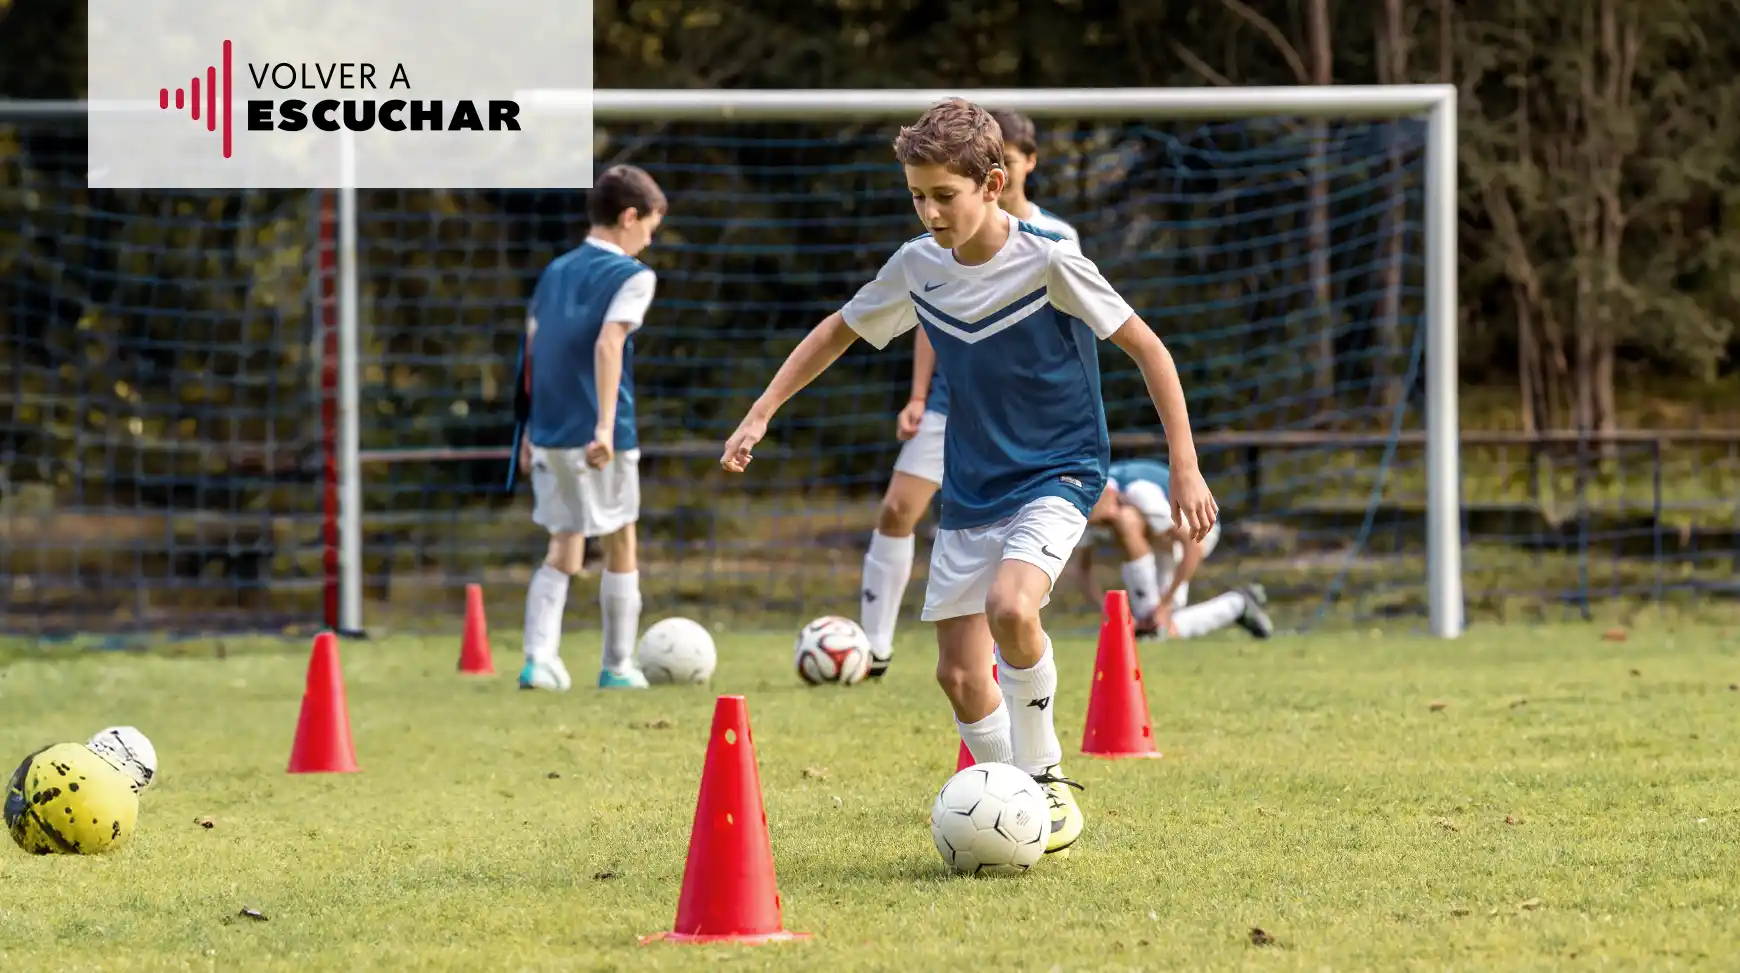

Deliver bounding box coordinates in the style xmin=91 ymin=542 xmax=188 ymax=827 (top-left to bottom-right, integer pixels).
xmin=722 ymin=99 xmax=1218 ymax=859
xmin=518 ymin=165 xmax=667 ymax=693
xmin=1076 ymin=457 xmax=1273 ymax=641
xmin=858 ymin=108 xmax=1083 ymax=678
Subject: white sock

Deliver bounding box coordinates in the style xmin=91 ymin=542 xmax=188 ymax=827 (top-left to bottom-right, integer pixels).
xmin=996 ymin=640 xmax=1063 ymax=775
xmin=599 ymin=570 xmax=642 ymax=672
xmin=860 ymin=531 xmax=915 ymax=654
xmin=1173 ymin=580 xmax=1191 ymax=609
xmin=1172 ymin=591 xmax=1247 ymax=639
xmin=1121 ymin=554 xmax=1160 ymax=620
xmin=956 ymin=701 xmax=1014 ymax=766
xmin=523 ymin=564 xmax=571 ymax=663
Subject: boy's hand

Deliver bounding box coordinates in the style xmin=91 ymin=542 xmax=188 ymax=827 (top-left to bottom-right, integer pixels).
xmin=721 ymin=413 xmax=768 ymax=473
xmin=518 ymin=435 xmax=533 ymax=475
xmin=1168 ymin=466 xmax=1219 ymax=542
xmin=895 ymin=399 xmax=926 ymax=441
xmin=584 ymin=427 xmax=614 ymax=469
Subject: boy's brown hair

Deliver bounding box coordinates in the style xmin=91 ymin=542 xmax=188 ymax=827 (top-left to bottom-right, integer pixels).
xmin=588 ymin=164 xmax=667 ymax=226
xmin=892 ymin=98 xmax=1006 ymax=185
xmin=988 ymin=109 xmax=1038 ymax=157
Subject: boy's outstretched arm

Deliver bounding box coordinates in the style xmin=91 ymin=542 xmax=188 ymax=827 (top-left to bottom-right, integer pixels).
xmin=1108 ymin=316 xmax=1219 ymax=541
xmin=720 ymin=312 xmax=858 ymax=473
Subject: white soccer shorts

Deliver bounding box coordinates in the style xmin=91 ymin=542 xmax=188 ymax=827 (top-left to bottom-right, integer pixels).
xmin=530 ymin=446 xmax=641 ymax=537
xmin=1122 ymin=478 xmax=1221 ymax=608
xmin=921 ymin=496 xmax=1089 ymax=622
xmin=891 ymin=409 xmax=946 ymax=485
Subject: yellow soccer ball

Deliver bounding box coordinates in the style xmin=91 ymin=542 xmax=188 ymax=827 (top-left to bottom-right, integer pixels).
xmin=4 ymin=743 xmax=139 ymax=855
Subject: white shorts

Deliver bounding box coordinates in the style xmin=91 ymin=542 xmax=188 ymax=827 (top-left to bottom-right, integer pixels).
xmin=1122 ymin=479 xmax=1221 ymax=561
xmin=530 ymin=446 xmax=641 ymax=537
xmin=921 ymin=496 xmax=1089 ymax=622
xmin=1122 ymin=478 xmax=1220 ymax=608
xmin=891 ymin=410 xmax=946 ymax=485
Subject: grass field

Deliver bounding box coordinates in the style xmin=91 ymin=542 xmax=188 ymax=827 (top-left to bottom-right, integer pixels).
xmin=3 ymin=619 xmax=1739 ymax=971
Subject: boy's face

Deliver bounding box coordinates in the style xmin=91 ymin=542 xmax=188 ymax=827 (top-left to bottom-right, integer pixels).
xmin=617 ymin=207 xmax=664 ymax=257
xmin=1003 ymin=145 xmax=1036 ymax=189
xmin=904 ymin=163 xmax=1004 ymax=249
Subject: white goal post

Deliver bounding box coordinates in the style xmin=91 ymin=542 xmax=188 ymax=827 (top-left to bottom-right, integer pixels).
xmin=514 ymin=86 xmax=1463 ymax=639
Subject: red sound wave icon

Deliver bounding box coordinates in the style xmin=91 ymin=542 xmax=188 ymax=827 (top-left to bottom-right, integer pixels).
xmin=159 ymin=39 xmax=234 ymax=159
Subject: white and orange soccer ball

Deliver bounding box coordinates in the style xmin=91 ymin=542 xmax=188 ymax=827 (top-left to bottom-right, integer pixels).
xmin=793 ymin=615 xmax=872 ymax=686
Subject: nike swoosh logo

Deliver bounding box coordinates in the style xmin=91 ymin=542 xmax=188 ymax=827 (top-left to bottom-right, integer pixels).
xmin=1040 ymin=545 xmax=1061 ymax=560
xmin=922 ymin=281 xmax=947 ymax=292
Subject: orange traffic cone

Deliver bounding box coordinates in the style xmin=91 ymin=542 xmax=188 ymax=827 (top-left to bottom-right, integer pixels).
xmin=642 ymin=696 xmax=809 ymax=945
xmin=458 ymin=583 xmax=495 ymax=675
xmin=1080 ymin=591 xmax=1162 ymax=759
xmin=288 ymin=632 xmax=360 ymax=773
xmin=954 ymin=662 xmax=1000 ymax=771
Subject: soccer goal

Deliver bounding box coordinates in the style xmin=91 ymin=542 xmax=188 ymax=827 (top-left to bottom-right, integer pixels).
xmin=0 ymin=87 xmax=1461 ymax=639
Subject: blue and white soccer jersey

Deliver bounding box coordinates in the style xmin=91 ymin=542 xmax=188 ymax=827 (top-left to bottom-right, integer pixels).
xmin=526 ymin=237 xmax=657 ymax=537
xmin=891 ymin=207 xmax=1074 ymax=487
xmin=843 ymin=211 xmax=1134 ymax=620
xmin=1107 ymin=458 xmax=1221 ymax=608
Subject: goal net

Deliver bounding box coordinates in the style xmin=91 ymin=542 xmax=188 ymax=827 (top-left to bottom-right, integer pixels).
xmin=0 ymin=90 xmax=1460 ymax=637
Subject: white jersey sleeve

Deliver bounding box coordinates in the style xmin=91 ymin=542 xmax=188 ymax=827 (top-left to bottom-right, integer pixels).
xmin=1046 ymin=240 xmax=1134 ymax=339
xmin=603 ymin=268 xmax=658 ymax=332
xmin=840 ymin=245 xmax=919 ymax=350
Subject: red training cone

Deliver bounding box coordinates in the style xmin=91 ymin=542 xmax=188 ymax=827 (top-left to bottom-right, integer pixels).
xmin=458 ymin=583 xmax=495 ymax=675
xmin=954 ymin=663 xmax=1000 ymax=771
xmin=288 ymin=632 xmax=360 ymax=773
xmin=955 ymin=739 xmax=974 ymax=772
xmin=1080 ymin=591 xmax=1163 ymax=759
xmin=642 ymin=695 xmax=809 ymax=945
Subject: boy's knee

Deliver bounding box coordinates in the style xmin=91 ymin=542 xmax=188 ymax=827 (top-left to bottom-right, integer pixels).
xmin=984 ymin=586 xmax=1040 ymax=636
xmin=877 ymin=494 xmax=921 ymax=534
xmin=545 ymin=534 xmax=585 ymax=575
xmin=599 ymin=525 xmax=637 ymax=572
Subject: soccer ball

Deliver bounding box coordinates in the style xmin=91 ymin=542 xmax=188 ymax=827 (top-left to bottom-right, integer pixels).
xmin=794 ymin=615 xmax=872 ymax=685
xmin=5 ymin=742 xmax=140 ymax=855
xmin=636 ymin=617 xmax=717 ymax=685
xmin=87 ymin=726 xmax=157 ymax=793
xmin=929 ymin=762 xmax=1048 ymax=876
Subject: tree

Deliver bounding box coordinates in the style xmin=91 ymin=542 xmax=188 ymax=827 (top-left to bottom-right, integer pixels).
xmin=1458 ymin=0 xmax=1740 ymax=448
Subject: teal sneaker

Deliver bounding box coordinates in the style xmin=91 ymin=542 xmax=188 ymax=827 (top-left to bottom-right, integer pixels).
xmin=518 ymin=658 xmax=571 ymax=692
xmin=597 ymin=666 xmax=649 ymax=689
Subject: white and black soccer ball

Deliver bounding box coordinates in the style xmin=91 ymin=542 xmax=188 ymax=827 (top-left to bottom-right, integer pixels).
xmin=636 ymin=617 xmax=717 ymax=685
xmin=793 ymin=615 xmax=872 ymax=686
xmin=930 ymin=762 xmax=1047 ymax=876
xmin=86 ymin=726 xmax=157 ymax=794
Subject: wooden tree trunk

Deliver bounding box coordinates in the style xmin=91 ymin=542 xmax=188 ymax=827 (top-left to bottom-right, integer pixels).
xmin=1516 ymin=287 xmax=1539 ymax=436
xmin=1374 ymin=0 xmax=1409 ymax=412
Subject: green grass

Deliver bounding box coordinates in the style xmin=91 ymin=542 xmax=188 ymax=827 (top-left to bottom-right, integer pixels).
xmin=3 ymin=620 xmax=1740 ymax=971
